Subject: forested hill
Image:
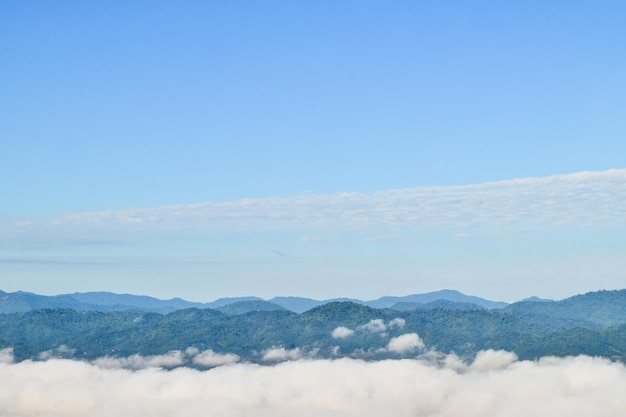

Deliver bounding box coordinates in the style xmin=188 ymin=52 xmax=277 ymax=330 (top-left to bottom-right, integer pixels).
xmin=1 ymin=289 xmax=625 ymax=364
xmin=502 ymin=289 xmax=626 ymax=330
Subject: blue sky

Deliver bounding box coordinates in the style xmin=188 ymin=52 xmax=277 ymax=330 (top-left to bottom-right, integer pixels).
xmin=1 ymin=1 xmax=625 ymax=302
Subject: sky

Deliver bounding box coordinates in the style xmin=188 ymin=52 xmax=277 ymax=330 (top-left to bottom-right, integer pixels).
xmin=1 ymin=1 xmax=625 ymax=302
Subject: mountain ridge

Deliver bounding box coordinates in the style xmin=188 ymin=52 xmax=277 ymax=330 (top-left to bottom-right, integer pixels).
xmin=2 ymin=288 xmax=626 ymax=364
xmin=1 ymin=289 xmax=508 ymax=314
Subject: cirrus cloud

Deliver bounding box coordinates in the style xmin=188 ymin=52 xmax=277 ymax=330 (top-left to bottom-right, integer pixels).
xmin=4 ymin=170 xmax=626 ymax=243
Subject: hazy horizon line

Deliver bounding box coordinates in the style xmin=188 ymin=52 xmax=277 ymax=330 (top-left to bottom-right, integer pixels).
xmin=3 ymin=285 xmax=625 ymax=306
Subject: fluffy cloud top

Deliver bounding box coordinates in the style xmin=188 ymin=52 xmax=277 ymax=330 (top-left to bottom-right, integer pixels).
xmin=262 ymin=347 xmax=302 ymax=362
xmin=38 ymin=345 xmax=76 ymax=360
xmin=90 ymin=349 xmax=240 ymax=370
xmin=358 ymin=319 xmax=387 ymax=333
xmin=386 ymin=333 xmax=425 ymax=354
xmin=470 ymin=349 xmax=518 ymax=372
xmin=92 ymin=351 xmax=186 ymax=370
xmin=332 ymin=326 xmax=355 ymax=339
xmin=0 ymin=348 xmax=14 ymax=364
xmin=354 ymin=319 xmax=408 ymax=338
xmin=388 ymin=318 xmax=406 ymax=328
xmin=1 ymin=353 xmax=626 ymax=416
xmin=191 ymin=349 xmax=240 ymax=367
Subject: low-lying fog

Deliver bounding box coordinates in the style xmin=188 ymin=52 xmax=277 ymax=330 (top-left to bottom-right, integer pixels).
xmin=1 ymin=348 xmax=625 ymax=416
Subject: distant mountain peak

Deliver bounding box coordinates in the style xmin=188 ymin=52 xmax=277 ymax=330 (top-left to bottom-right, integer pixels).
xmin=365 ymin=290 xmax=508 ymax=310
xmin=519 ymin=296 xmax=553 ymax=303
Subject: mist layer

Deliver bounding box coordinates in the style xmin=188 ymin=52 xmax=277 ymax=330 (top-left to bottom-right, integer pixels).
xmin=1 ymin=350 xmax=625 ymax=417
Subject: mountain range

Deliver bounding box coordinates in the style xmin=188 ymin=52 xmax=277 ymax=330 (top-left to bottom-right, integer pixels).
xmin=0 ymin=289 xmax=508 ymax=315
xmin=2 ymin=288 xmax=626 ymax=365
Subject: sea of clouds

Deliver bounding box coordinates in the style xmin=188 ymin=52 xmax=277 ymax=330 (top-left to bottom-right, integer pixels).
xmin=1 ymin=347 xmax=626 ymax=417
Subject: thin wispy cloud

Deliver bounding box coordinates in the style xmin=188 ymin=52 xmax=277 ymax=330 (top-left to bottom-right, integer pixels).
xmin=4 ymin=170 xmax=625 ymax=242
xmin=38 ymin=345 xmax=76 ymax=361
xmin=0 ymin=257 xmax=101 ymax=265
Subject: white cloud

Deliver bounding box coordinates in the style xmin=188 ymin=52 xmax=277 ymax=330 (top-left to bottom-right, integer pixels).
xmin=1 ymin=354 xmax=626 ymax=416
xmin=89 ymin=349 xmax=241 ymax=370
xmin=358 ymin=319 xmax=387 ymax=334
xmin=192 ymin=349 xmax=240 ymax=367
xmin=442 ymin=352 xmax=467 ymax=372
xmin=332 ymin=326 xmax=355 ymax=339
xmin=470 ymin=349 xmax=518 ymax=372
xmin=38 ymin=345 xmax=76 ymax=360
xmin=5 ymin=169 xmax=626 ymax=242
xmin=262 ymin=347 xmax=302 ymax=362
xmin=357 ymin=319 xmax=404 ymax=338
xmin=298 ymin=236 xmax=339 ymax=244
xmin=386 ymin=333 xmax=425 ymax=354
xmin=0 ymin=348 xmax=14 ymax=364
xmin=388 ymin=318 xmax=406 ymax=328
xmin=92 ymin=351 xmax=186 ymax=370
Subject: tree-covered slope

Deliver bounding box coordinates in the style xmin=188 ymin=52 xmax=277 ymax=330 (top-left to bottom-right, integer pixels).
xmin=2 ymin=290 xmax=626 ymax=364
xmin=503 ymin=289 xmax=626 ymax=330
